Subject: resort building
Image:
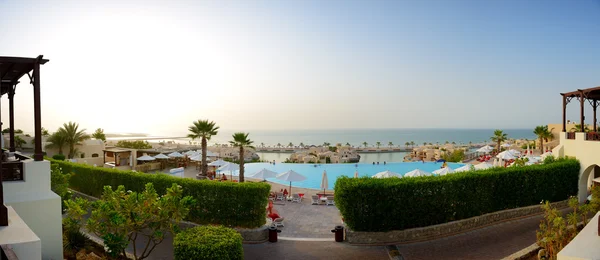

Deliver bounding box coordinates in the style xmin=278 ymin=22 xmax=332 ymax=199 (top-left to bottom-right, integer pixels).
xmin=288 ymin=146 xmax=360 ymax=163
xmin=215 ymin=146 xmax=259 ymax=162
xmin=0 ymin=56 xmax=63 ymax=259
xmin=45 ymin=138 xmax=105 ymax=166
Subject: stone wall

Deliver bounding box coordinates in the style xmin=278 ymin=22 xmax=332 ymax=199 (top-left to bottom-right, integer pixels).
xmin=346 ymin=200 xmax=568 ymax=245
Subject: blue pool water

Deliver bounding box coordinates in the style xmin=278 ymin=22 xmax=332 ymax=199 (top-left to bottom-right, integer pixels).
xmin=239 ymin=162 xmax=465 ymax=190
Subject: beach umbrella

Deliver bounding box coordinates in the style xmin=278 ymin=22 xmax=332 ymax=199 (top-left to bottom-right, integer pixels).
xmin=476 ymin=146 xmax=491 ymax=153
xmin=433 ymin=167 xmax=454 ymax=176
xmin=527 ymin=143 xmax=531 ymax=155
xmin=474 ymin=162 xmax=494 ymax=170
xmin=218 ymin=162 xmax=240 ymax=179
xmin=184 ymin=150 xmax=196 ymax=156
xmin=205 ymin=151 xmax=218 ymax=157
xmin=153 ymin=153 xmax=169 ymax=159
xmin=208 ymin=159 xmax=228 ymax=167
xmin=501 ymin=143 xmax=511 ymax=148
xmin=454 ymin=164 xmax=473 ymax=172
xmin=354 ymin=170 xmax=359 ymax=178
xmin=189 ymin=155 xmax=202 ymax=161
xmin=507 ymin=149 xmax=521 ymax=156
xmin=320 ymin=170 xmax=329 ymax=195
xmin=137 ymin=154 xmax=156 ymax=161
xmin=404 ymin=169 xmax=432 ymax=178
xmin=496 ymin=151 xmax=516 ymax=160
xmin=482 ymin=145 xmax=494 ymax=150
xmin=248 ymin=168 xmax=278 ymax=181
xmin=168 ymin=151 xmax=184 ymax=158
xmin=372 ymin=170 xmax=403 ymax=178
xmin=276 ymin=170 xmax=307 ymax=195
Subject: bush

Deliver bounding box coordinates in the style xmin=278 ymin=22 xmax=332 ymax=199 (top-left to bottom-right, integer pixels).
xmin=115 ymin=140 xmax=152 ymax=149
xmin=174 ymin=225 xmax=243 ymax=260
xmin=52 ymin=154 xmax=66 ymax=161
xmin=50 ymin=163 xmax=71 ymax=209
xmin=49 ymin=159 xmax=270 ymax=228
xmin=334 ymin=158 xmax=580 ymax=232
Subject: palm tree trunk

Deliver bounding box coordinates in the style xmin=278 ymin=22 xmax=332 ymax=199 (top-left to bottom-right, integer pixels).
xmin=58 ymin=146 xmax=63 ymax=155
xmin=201 ymin=137 xmax=207 ymax=177
xmin=540 ymin=137 xmax=544 ymax=154
xmin=69 ymin=144 xmax=75 ymax=159
xmin=497 ymin=141 xmax=500 ymax=152
xmin=239 ymin=146 xmax=245 ymax=182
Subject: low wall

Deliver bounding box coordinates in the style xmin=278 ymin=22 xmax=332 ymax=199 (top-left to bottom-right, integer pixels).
xmin=70 ymin=190 xmax=268 ymax=244
xmin=346 ymin=200 xmax=568 ymax=245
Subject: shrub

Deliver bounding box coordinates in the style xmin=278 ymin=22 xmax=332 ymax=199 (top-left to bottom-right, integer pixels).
xmin=115 ymin=140 xmax=152 ymax=149
xmin=334 ymin=158 xmax=580 ymax=232
xmin=174 ymin=225 xmax=243 ymax=260
xmin=49 ymin=159 xmax=270 ymax=228
xmin=50 ymin=163 xmax=71 ymax=209
xmin=52 ymin=154 xmax=66 ymax=161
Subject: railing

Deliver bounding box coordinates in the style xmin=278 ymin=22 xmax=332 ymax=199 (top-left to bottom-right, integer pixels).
xmin=566 ymin=132 xmax=576 ymax=140
xmin=1 ymin=152 xmax=29 ymax=182
xmin=586 ymin=132 xmax=600 ymax=141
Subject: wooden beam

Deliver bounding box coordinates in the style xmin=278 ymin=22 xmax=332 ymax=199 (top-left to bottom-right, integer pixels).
xmin=32 ymin=59 xmax=42 ymax=161
xmin=562 ymin=94 xmax=567 ymax=132
xmin=0 ymin=56 xmax=49 ymax=64
xmin=8 ymin=85 xmax=15 ymax=152
xmin=594 ymin=100 xmax=598 ymax=132
xmin=0 ymin=94 xmax=7 ymax=226
xmin=580 ymin=90 xmax=585 ymax=133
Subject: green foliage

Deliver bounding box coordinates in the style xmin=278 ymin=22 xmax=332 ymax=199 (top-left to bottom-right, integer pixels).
xmin=328 ymin=146 xmax=337 ymax=152
xmin=326 ymin=157 xmax=331 ymax=163
xmin=52 ymin=154 xmax=66 ymax=161
xmin=521 ymin=142 xmax=537 ymax=149
xmin=85 ymin=183 xmax=195 ymax=260
xmin=50 ymin=163 xmax=71 ymax=207
xmin=2 ymin=128 xmax=23 ymax=134
xmin=334 ymin=158 xmax=580 ymax=232
xmin=229 ymin=132 xmax=254 ymax=182
xmin=50 ymin=159 xmax=270 ymax=228
xmin=61 ymin=122 xmax=91 ymax=159
xmin=174 ymin=225 xmax=243 ymax=260
xmin=63 ymin=198 xmax=90 ymax=256
xmin=46 ymin=130 xmax=67 ymax=155
xmin=14 ymin=135 xmax=26 ymax=148
xmin=92 ymin=128 xmax=106 ymax=141
xmin=534 ymin=125 xmax=552 ymax=153
xmin=490 ymin=129 xmax=508 ymax=151
xmin=543 ymin=155 xmax=556 ymax=164
xmin=188 ymin=119 xmax=220 ymax=177
xmin=115 ymin=140 xmax=152 ymax=149
xmin=512 ymin=157 xmax=529 ymax=167
xmin=441 ymin=150 xmax=465 ymax=162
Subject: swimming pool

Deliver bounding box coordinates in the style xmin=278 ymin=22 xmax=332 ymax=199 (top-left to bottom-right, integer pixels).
xmin=240 ymin=162 xmax=465 ymax=190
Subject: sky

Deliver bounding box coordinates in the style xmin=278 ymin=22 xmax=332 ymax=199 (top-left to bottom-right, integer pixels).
xmin=1 ymin=0 xmax=600 ymax=136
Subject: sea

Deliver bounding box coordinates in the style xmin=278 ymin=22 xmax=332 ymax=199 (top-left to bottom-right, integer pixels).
xmin=108 ymin=128 xmax=536 ymax=163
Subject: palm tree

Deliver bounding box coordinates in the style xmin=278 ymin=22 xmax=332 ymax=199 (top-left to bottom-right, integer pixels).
xmin=288 ymin=142 xmax=293 ymax=148
xmin=277 ymin=143 xmax=282 ymax=148
xmin=323 ymin=142 xmax=330 ymax=147
xmin=345 ymin=142 xmax=351 ymax=147
xmin=451 ymin=141 xmax=456 ymax=145
xmin=490 ymin=129 xmax=508 ymax=152
xmin=260 ymin=142 xmax=265 ymax=148
xmin=405 ymin=142 xmax=410 ymax=148
xmin=41 ymin=127 xmax=50 ymax=137
xmin=375 ymin=141 xmax=381 ymax=148
xmin=60 ymin=122 xmax=90 ymax=159
xmin=300 ymin=142 xmax=305 ymax=148
xmin=410 ymin=141 xmax=415 ymax=148
xmin=423 ymin=142 xmax=427 ymax=146
xmin=468 ymin=141 xmax=472 ymax=147
xmin=445 ymin=141 xmax=449 ymax=144
xmin=533 ymin=125 xmax=552 ymax=153
xmin=388 ymin=141 xmax=394 ymax=148
xmin=230 ymin=132 xmax=254 ymax=182
xmin=362 ymin=142 xmax=368 ymax=148
xmin=187 ymin=120 xmax=219 ymax=178
xmin=570 ymin=124 xmax=590 ymax=132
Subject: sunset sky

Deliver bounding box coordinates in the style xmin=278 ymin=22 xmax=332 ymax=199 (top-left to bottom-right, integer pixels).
xmin=1 ymin=0 xmax=600 ymax=136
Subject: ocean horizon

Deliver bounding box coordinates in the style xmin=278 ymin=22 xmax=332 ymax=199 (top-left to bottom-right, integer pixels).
xmin=108 ymin=128 xmax=536 ymax=147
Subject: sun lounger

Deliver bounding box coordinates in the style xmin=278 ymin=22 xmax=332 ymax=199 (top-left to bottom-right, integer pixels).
xmin=273 ymin=217 xmax=284 ymax=227
xmin=291 ymin=194 xmax=301 ymax=203
xmin=311 ymin=195 xmax=320 ymax=205
xmin=276 ymin=192 xmax=284 ymax=201
xmin=326 ymin=196 xmax=335 ymax=206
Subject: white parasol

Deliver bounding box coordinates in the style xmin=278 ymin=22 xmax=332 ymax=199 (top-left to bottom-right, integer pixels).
xmin=276 ymin=170 xmax=306 ymax=195
xmin=372 ymin=170 xmax=403 ymax=178
xmin=404 ymin=169 xmax=432 ymax=178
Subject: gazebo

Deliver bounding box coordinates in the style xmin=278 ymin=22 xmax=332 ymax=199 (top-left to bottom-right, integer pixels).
xmin=561 ymin=87 xmax=600 ymax=135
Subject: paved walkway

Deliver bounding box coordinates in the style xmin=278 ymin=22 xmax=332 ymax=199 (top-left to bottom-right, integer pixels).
xmin=271 ymin=197 xmax=342 ymax=238
xmin=244 ymin=240 xmax=389 ymax=260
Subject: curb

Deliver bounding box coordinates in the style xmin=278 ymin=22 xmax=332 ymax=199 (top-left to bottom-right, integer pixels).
xmin=386 ymin=245 xmax=404 ymax=260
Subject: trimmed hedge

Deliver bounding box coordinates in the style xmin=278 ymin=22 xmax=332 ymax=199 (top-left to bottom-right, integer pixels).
xmin=49 ymin=159 xmax=270 ymax=228
xmin=334 ymin=158 xmax=580 ymax=232
xmin=174 ymin=225 xmax=243 ymax=260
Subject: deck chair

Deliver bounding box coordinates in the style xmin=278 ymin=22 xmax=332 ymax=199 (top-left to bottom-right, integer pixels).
xmin=276 ymin=192 xmax=284 ymax=201
xmin=273 ymin=217 xmax=284 ymax=227
xmin=326 ymin=196 xmax=335 ymax=206
xmin=311 ymin=195 xmax=320 ymax=205
xmin=291 ymin=194 xmax=301 ymax=203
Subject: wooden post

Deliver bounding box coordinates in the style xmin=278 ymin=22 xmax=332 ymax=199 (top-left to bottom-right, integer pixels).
xmin=0 ymin=94 xmax=8 ymax=226
xmin=562 ymin=94 xmax=567 ymax=132
xmin=33 ymin=57 xmax=43 ymax=161
xmin=8 ymin=85 xmax=15 ymax=152
xmin=594 ymin=100 xmax=598 ymax=132
xmin=580 ymin=90 xmax=585 ymax=133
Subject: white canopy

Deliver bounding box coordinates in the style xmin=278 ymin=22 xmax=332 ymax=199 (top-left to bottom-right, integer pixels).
xmin=205 ymin=151 xmax=218 ymax=157
xmin=482 ymin=145 xmax=494 ymax=150
xmin=476 ymin=146 xmax=493 ymax=153
xmin=372 ymin=170 xmax=402 ymax=178
xmin=137 ymin=155 xmax=156 ymax=161
xmin=496 ymin=151 xmax=516 ymax=160
xmin=248 ymin=168 xmax=278 ymax=180
xmin=208 ymin=159 xmax=228 ymax=167
xmin=507 ymin=149 xmax=521 ymax=156
xmin=153 ymin=153 xmax=169 ymax=159
xmin=404 ymin=169 xmax=432 ymax=178
xmin=454 ymin=164 xmax=473 ymax=172
xmin=276 ymin=170 xmax=307 ymax=182
xmin=184 ymin=150 xmax=197 ymax=156
xmin=433 ymin=167 xmax=454 ymax=176
xmin=474 ymin=162 xmax=494 ymax=170
xmin=168 ymin=152 xmax=184 ymax=158
xmin=320 ymin=170 xmax=329 ymax=192
xmin=189 ymin=155 xmax=202 ymax=161
xmin=501 ymin=143 xmax=511 ymax=148
xmin=218 ymin=162 xmax=240 ymax=172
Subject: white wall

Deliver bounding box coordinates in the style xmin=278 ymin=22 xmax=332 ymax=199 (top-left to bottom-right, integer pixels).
xmin=3 ymin=160 xmax=63 ymax=260
xmin=555 ymin=132 xmax=600 ymax=202
xmin=0 ymin=206 xmax=42 ymax=260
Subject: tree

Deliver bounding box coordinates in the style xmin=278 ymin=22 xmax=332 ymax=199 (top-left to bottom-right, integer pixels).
xmin=2 ymin=128 xmax=23 ymax=134
xmin=116 ymin=140 xmax=152 ymax=149
xmin=14 ymin=135 xmax=26 ymax=149
xmin=441 ymin=150 xmax=465 ymax=162
xmin=570 ymin=124 xmax=591 ymax=132
xmin=388 ymin=141 xmax=394 ymax=148
xmin=41 ymin=127 xmax=50 ymax=137
xmin=490 ymin=129 xmax=508 ymax=152
xmin=91 ymin=128 xmax=106 ymax=141
xmin=229 ymin=132 xmax=254 ymax=182
xmin=84 ymin=183 xmax=195 ymax=260
xmin=61 ymin=122 xmax=91 ymax=159
xmin=375 ymin=141 xmax=381 ymax=148
xmin=277 ymin=143 xmax=281 ymax=148
xmin=534 ymin=125 xmax=552 ymax=154
xmin=187 ymin=120 xmax=219 ymax=178
xmin=260 ymin=142 xmax=265 ymax=148
xmin=362 ymin=142 xmax=368 ymax=148
xmin=300 ymin=142 xmax=305 ymax=147
xmin=46 ymin=130 xmax=67 ymax=155
xmin=345 ymin=142 xmax=351 ymax=147
xmin=405 ymin=142 xmax=410 ymax=147
xmin=452 ymin=141 xmax=456 ymax=145
xmin=423 ymin=142 xmax=427 ymax=146
xmin=323 ymin=142 xmax=330 ymax=147
xmin=445 ymin=141 xmax=449 ymax=144
xmin=410 ymin=141 xmax=415 ymax=148
xmin=288 ymin=142 xmax=293 ymax=148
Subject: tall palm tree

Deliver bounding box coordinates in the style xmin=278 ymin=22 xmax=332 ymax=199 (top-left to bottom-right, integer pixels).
xmin=423 ymin=142 xmax=427 ymax=146
xmin=288 ymin=142 xmax=294 ymax=148
xmin=388 ymin=141 xmax=394 ymax=148
xmin=61 ymin=122 xmax=90 ymax=159
xmin=490 ymin=129 xmax=508 ymax=152
xmin=277 ymin=143 xmax=281 ymax=148
xmin=451 ymin=141 xmax=456 ymax=145
xmin=362 ymin=142 xmax=368 ymax=148
xmin=187 ymin=120 xmax=219 ymax=177
xmin=375 ymin=141 xmax=381 ymax=148
xmin=45 ymin=130 xmax=67 ymax=155
xmin=405 ymin=142 xmax=410 ymax=147
xmin=570 ymin=124 xmax=590 ymax=132
xmin=260 ymin=142 xmax=265 ymax=148
xmin=410 ymin=141 xmax=415 ymax=148
xmin=323 ymin=142 xmax=330 ymax=147
xmin=533 ymin=125 xmax=551 ymax=153
xmin=230 ymin=132 xmax=254 ymax=182
xmin=345 ymin=142 xmax=351 ymax=147
xmin=300 ymin=142 xmax=305 ymax=148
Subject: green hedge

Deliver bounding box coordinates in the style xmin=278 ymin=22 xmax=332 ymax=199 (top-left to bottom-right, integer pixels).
xmin=49 ymin=159 xmax=270 ymax=228
xmin=334 ymin=158 xmax=580 ymax=232
xmin=174 ymin=225 xmax=243 ymax=260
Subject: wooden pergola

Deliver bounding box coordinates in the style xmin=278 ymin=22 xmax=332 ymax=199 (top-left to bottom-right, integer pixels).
xmin=561 ymin=86 xmax=600 ymax=133
xmin=0 ymin=55 xmax=49 ymax=226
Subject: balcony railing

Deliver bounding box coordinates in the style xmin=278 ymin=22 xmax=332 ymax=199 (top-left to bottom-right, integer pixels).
xmin=586 ymin=132 xmax=600 ymax=141
xmin=566 ymin=132 xmax=576 ymax=140
xmin=1 ymin=151 xmax=29 ymax=182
